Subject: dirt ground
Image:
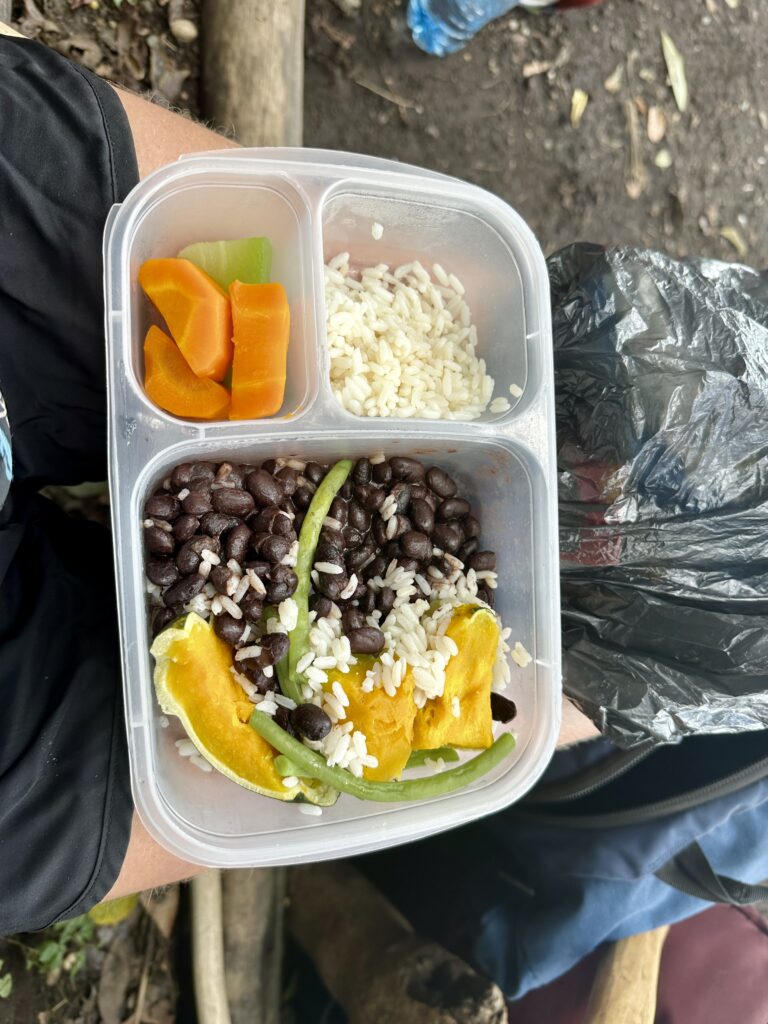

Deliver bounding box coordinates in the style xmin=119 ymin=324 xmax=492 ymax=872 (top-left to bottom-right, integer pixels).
xmin=305 ymin=0 xmax=768 ymax=265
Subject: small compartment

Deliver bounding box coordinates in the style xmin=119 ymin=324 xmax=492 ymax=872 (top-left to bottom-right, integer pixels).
xmin=118 ymin=172 xmax=318 ymax=424
xmin=320 ymin=186 xmax=538 ymax=425
xmin=125 ymin=431 xmax=559 ymax=866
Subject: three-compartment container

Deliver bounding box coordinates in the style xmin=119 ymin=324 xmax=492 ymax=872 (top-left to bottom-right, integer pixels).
xmin=104 ymin=149 xmax=561 ymax=866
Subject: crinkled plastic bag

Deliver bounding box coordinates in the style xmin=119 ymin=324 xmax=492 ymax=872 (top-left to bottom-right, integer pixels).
xmin=553 ymin=244 xmax=768 ymax=747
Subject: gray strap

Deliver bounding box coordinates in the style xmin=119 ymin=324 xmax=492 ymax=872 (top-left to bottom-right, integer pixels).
xmin=656 ymin=841 xmax=768 ymax=906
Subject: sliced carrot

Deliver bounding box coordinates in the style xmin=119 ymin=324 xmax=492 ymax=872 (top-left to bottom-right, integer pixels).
xmin=139 ymin=258 xmax=233 ymax=381
xmin=144 ymin=326 xmax=230 ymax=420
xmin=228 ymin=282 xmax=290 ymax=420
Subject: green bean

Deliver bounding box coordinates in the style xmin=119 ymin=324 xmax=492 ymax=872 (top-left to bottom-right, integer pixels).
xmin=251 ymin=710 xmax=515 ymax=802
xmin=405 ymin=747 xmax=460 ymax=769
xmin=284 ymin=459 xmax=353 ymax=704
xmin=274 ymin=754 xmax=317 ymax=779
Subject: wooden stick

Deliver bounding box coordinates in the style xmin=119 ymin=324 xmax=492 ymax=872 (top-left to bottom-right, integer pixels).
xmin=191 ymin=873 xmax=232 ymax=1024
xmin=585 ymin=926 xmax=670 ymax=1024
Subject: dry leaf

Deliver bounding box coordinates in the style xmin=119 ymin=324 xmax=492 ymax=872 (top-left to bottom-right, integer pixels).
xmin=140 ymin=886 xmax=180 ymax=941
xmin=523 ymin=60 xmax=552 ymax=79
xmin=655 ymin=149 xmax=673 ymax=169
xmin=647 ymin=106 xmax=667 ymax=143
xmin=571 ymin=88 xmax=589 ymax=127
xmin=604 ymin=64 xmax=623 ymax=94
xmin=661 ymin=31 xmax=688 ymax=113
xmin=625 ymin=100 xmax=647 ymax=199
xmin=720 ymin=226 xmax=748 ymax=258
xmin=724 ymin=0 xmax=740 ymax=8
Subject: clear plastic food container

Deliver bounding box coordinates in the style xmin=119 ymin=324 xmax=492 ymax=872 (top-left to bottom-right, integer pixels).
xmin=104 ymin=149 xmax=561 ymax=867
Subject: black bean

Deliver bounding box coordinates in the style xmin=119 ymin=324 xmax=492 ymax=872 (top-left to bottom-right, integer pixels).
xmin=342 ymin=607 xmax=366 ymax=633
xmin=329 ymin=496 xmax=348 ymax=527
xmin=347 ymin=540 xmax=375 ymax=571
xmin=163 ymin=573 xmax=205 ymax=608
xmin=352 ymin=458 xmax=372 ymax=485
xmin=391 ymin=514 xmax=411 ymax=539
xmin=310 ymin=595 xmax=333 ymax=618
xmin=208 ymin=565 xmax=233 ymax=595
xmin=200 ymin=512 xmax=240 ymax=537
xmin=249 ymin=532 xmax=271 ymax=557
xmin=147 ymin=560 xmax=180 ymax=587
xmin=294 ymin=485 xmax=314 ymax=510
xmin=246 ymin=469 xmax=283 ymax=507
xmin=182 ymin=490 xmax=213 ymax=516
xmin=360 ymin=587 xmax=377 ymax=614
xmin=276 ymin=466 xmax=298 ymax=496
xmin=437 ymin=497 xmax=470 ymax=521
xmin=151 ymin=606 xmax=175 ymax=637
xmin=317 ymin=533 xmax=345 ymax=561
xmin=409 ymin=498 xmax=435 ymax=535
xmin=173 ymin=514 xmax=200 ymax=543
xmin=274 ymin=706 xmax=297 ymax=736
xmin=272 ymin=514 xmax=294 ymax=538
xmin=491 ymin=693 xmax=517 ymax=723
xmin=383 ymin=540 xmax=401 ymax=561
xmin=249 ymin=506 xmax=281 ymax=534
xmin=379 ymin=587 xmax=396 ymax=616
xmin=365 ymin=555 xmax=388 ymax=581
xmin=317 ymin=570 xmax=349 ymax=601
xmin=372 ymin=462 xmax=392 ymax=486
xmin=243 ymin=662 xmax=272 ymax=693
xmin=244 ymin=560 xmax=270 ymax=577
xmin=432 ymin=555 xmax=452 ymax=576
xmin=458 ymin=538 xmax=479 ymax=562
xmin=348 ymin=626 xmax=386 ymax=654
xmin=433 ymin=522 xmax=462 ymax=554
xmin=292 ymin=704 xmax=332 ymax=741
xmin=294 ymin=511 xmax=306 ymax=534
xmin=225 ymin=523 xmax=252 ymax=563
xmin=261 ymin=632 xmax=289 ymax=664
xmin=216 ymin=463 xmax=246 ymax=489
xmin=214 ymin=613 xmax=247 ymax=645
xmin=462 ymin=515 xmax=480 ymax=539
xmin=261 ymin=535 xmax=291 ymax=563
xmin=261 ymin=459 xmax=278 ymax=475
xmin=398 ymin=557 xmax=419 ymax=573
xmin=339 ymin=479 xmax=353 ymax=500
xmin=373 ymin=518 xmax=389 ymax=548
xmin=347 ymin=501 xmax=370 ymax=533
xmin=468 ymin=551 xmax=496 ymax=572
xmin=391 ymin=483 xmax=411 ymax=514
xmin=212 ymin=487 xmax=255 ymax=517
xmin=343 ymin=526 xmax=363 ymax=550
xmin=189 ymin=462 xmax=217 ymax=486
xmin=267 ymin=565 xmax=298 ymax=602
xmin=305 ymin=462 xmax=325 ymax=485
xmin=171 ymin=463 xmax=194 ymax=489
xmin=145 ymin=492 xmax=181 ymax=521
xmin=400 ymin=531 xmax=432 ymax=561
xmin=357 ymin=484 xmax=385 ymax=512
xmin=239 ymin=590 xmax=265 ymax=621
xmin=176 ymin=535 xmax=220 ymax=574
xmin=426 ymin=467 xmax=456 ymax=498
xmin=408 ymin=483 xmax=427 ymax=501
xmin=145 ymin=525 xmax=175 ymax=556
xmin=477 ymin=585 xmax=495 ymax=609
xmin=390 ymin=456 xmax=426 ymax=483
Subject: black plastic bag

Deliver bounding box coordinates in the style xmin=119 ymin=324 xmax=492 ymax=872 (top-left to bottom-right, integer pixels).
xmin=553 ymin=244 xmax=768 ymax=748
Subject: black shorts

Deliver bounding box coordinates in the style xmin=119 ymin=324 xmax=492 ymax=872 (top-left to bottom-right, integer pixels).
xmin=0 ymin=38 xmax=139 ymax=934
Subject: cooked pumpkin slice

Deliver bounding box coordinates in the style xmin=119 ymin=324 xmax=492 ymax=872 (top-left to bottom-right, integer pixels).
xmin=151 ymin=613 xmax=334 ymax=805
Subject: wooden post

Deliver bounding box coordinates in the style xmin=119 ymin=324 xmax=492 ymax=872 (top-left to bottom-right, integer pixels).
xmin=585 ymin=927 xmax=670 ymax=1024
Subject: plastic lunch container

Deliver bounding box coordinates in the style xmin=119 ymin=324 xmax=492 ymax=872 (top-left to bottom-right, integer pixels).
xmin=104 ymin=148 xmax=562 ymax=867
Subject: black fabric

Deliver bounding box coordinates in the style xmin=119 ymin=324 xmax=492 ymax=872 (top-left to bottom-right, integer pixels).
xmin=0 ymin=38 xmax=139 ymax=934
xmin=656 ymin=841 xmax=768 ymax=906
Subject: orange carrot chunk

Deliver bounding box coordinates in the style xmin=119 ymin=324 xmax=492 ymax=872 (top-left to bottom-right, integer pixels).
xmin=144 ymin=325 xmax=230 ymax=420
xmin=228 ymin=281 xmax=290 ymax=420
xmin=139 ymin=258 xmax=233 ymax=381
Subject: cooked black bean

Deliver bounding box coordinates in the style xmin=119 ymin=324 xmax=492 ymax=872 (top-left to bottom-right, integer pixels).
xmin=348 ymin=626 xmax=385 ymax=654
xmin=267 ymin=565 xmax=298 ymax=602
xmin=261 ymin=632 xmax=290 ymax=664
xmin=271 ymin=513 xmax=294 ymax=538
xmin=249 ymin=532 xmax=271 ymax=557
xmin=372 ymin=461 xmax=392 ymax=486
xmin=409 ymin=499 xmax=435 ymax=536
xmin=378 ymin=587 xmax=396 ymax=616
xmin=294 ymin=485 xmax=314 ymax=510
xmin=243 ymin=662 xmax=272 ymax=693
xmin=189 ymin=462 xmax=217 ymax=486
xmin=360 ymin=587 xmax=377 ymax=614
xmin=329 ymin=496 xmax=348 ymax=526
xmin=294 ymin=511 xmax=306 ymax=534
xmin=310 ymin=595 xmax=333 ymax=618
xmin=250 ymin=505 xmax=283 ymax=534
xmin=347 ymin=501 xmax=370 ymax=533
xmin=432 ymin=555 xmax=452 ymax=576
xmin=426 ymin=466 xmax=457 ymax=498
xmin=145 ymin=525 xmax=175 ymax=556
xmin=347 ymin=540 xmax=375 ymax=571
xmin=400 ymin=531 xmax=432 ymax=561
xmin=458 ymin=538 xmax=479 ymax=562
xmin=225 ymin=523 xmax=252 ymax=563
xmin=317 ymin=533 xmax=345 ymax=561
xmin=305 ymin=462 xmax=325 ymax=485
xmin=433 ymin=522 xmax=462 ymax=554
xmin=145 ymin=492 xmax=181 ymax=521
xmin=391 ymin=514 xmax=411 ymax=539
xmin=468 ymin=551 xmax=496 ymax=572
xmin=398 ymin=557 xmax=419 ymax=573
xmin=292 ymin=703 xmax=332 ymax=741
xmin=244 ymin=560 xmax=270 ymax=577
xmin=215 ymin=463 xmax=245 ymax=489
xmin=491 ymin=693 xmax=517 ymax=723
xmin=357 ymin=484 xmax=385 ymax=512
xmin=373 ymin=518 xmax=389 ymax=548
xmin=261 ymin=535 xmax=291 ymax=563
xmin=171 ymin=463 xmax=194 ymax=489
xmin=209 ymin=564 xmax=234 ymax=594
xmin=477 ymin=585 xmax=494 ymax=608
xmin=276 ymin=466 xmax=298 ymax=496
xmin=316 ymin=570 xmax=349 ymax=600
xmin=383 ymin=540 xmax=401 ymax=560
xmin=200 ymin=512 xmax=240 ymax=537
xmin=212 ymin=487 xmax=255 ymax=517
xmin=365 ymin=555 xmax=388 ymax=581
xmin=342 ymin=607 xmax=366 ymax=633
xmin=151 ymin=606 xmax=175 ymax=637
xmin=246 ymin=469 xmax=283 ymax=507
xmin=147 ymin=560 xmax=180 ymax=587
xmin=391 ymin=483 xmax=411 ymax=514
xmin=409 ymin=483 xmax=428 ymax=502
xmin=390 ymin=456 xmax=426 ymax=483
xmin=163 ymin=573 xmax=205 ymax=608
xmin=182 ymin=489 xmax=213 ymax=516
xmin=176 ymin=535 xmax=219 ymax=574
xmin=339 ymin=479 xmax=354 ymax=500
xmin=343 ymin=526 xmax=363 ymax=550
xmin=274 ymin=706 xmax=297 ymax=736
xmin=437 ymin=497 xmax=470 ymax=521
xmin=261 ymin=458 xmax=278 ymax=474
xmin=352 ymin=458 xmax=372 ymax=484
xmin=239 ymin=590 xmax=265 ymax=621
xmin=214 ymin=613 xmax=247 ymax=645
xmin=422 ymin=490 xmax=439 ymax=511
xmin=173 ymin=513 xmax=200 ymax=543
xmin=462 ymin=515 xmax=480 ymax=539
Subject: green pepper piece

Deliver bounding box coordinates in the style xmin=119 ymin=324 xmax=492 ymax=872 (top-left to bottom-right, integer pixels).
xmin=251 ymin=710 xmax=515 ymax=802
xmin=405 ymin=747 xmax=460 ymax=769
xmin=283 ymin=459 xmax=353 ymax=704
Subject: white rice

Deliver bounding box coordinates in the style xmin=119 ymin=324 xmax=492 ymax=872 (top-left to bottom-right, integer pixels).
xmin=326 ymin=256 xmax=495 ymax=421
xmin=371 ymin=221 xmax=384 ymax=240
xmin=509 ymin=383 xmax=524 ymax=398
xmin=315 ymin=562 xmax=344 ymax=575
xmin=190 ymin=754 xmax=213 ymax=773
xmin=279 ymin=598 xmax=299 ymax=631
xmin=512 ymin=641 xmax=533 ymax=668
xmin=489 ymin=397 xmax=511 ymax=414
xmin=235 ymin=644 xmax=263 ymax=662
xmin=219 ymin=595 xmax=242 ymax=619
xmin=299 ymin=804 xmax=323 ymax=817
xmin=282 ymin=775 xmax=299 ymax=788
xmin=451 ymin=696 xmax=461 ymax=718
xmin=159 ymin=715 xmax=169 ymax=728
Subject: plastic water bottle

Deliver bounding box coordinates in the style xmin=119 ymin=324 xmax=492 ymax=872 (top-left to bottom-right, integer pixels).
xmin=408 ymin=0 xmax=557 ymax=56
